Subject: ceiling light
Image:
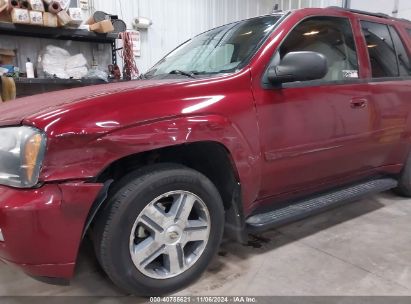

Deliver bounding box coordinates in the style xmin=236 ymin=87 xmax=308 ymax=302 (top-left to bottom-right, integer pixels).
xmin=303 ymin=30 xmax=320 ymax=36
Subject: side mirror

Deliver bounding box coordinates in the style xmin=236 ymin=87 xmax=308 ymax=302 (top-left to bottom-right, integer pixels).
xmin=267 ymin=51 xmax=328 ymax=84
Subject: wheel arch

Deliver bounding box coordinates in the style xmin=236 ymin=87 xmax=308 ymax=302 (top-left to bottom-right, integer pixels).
xmin=84 ymin=141 xmax=247 ymax=243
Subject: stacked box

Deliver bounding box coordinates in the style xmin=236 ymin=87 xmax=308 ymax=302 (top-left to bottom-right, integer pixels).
xmin=4 ymin=0 xmax=84 ymax=28
xmin=68 ymin=8 xmax=82 ymax=25
xmin=29 ymin=0 xmax=45 ymax=12
xmin=43 ymin=11 xmax=57 ymax=27
xmin=29 ymin=10 xmax=43 ymax=25
xmin=89 ymin=20 xmax=114 ymax=33
xmin=57 ymin=10 xmax=70 ymax=26
xmin=11 ymin=8 xmax=30 ymax=24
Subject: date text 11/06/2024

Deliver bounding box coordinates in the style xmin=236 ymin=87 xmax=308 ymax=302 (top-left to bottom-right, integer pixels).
xmin=150 ymin=297 xmax=258 ymax=303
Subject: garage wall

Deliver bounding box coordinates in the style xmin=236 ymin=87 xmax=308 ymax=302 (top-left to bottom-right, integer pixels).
xmin=89 ymin=0 xmax=411 ymax=73
xmin=276 ymin=0 xmax=411 ymax=20
xmin=350 ymin=0 xmax=411 ymax=20
xmin=275 ymin=0 xmax=343 ymax=10
xmin=91 ymin=0 xmax=277 ymax=73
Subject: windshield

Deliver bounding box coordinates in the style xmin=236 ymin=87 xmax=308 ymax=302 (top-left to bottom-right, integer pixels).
xmin=144 ymin=15 xmax=282 ymax=79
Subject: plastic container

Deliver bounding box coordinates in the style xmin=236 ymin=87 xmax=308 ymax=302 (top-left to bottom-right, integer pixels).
xmin=26 ymin=58 xmax=35 ymax=78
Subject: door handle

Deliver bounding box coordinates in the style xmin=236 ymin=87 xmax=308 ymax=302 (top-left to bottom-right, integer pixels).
xmin=350 ymin=98 xmax=368 ymax=109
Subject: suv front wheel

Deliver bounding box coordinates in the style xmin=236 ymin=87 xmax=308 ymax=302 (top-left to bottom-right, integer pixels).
xmin=93 ymin=164 xmax=225 ymax=295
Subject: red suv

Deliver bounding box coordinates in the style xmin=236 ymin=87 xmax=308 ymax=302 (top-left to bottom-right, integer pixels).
xmin=1 ymin=6 xmax=411 ymax=295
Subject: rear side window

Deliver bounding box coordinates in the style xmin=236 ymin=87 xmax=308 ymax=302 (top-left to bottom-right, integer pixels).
xmin=361 ymin=21 xmax=411 ymax=78
xmin=389 ymin=27 xmax=411 ymax=76
xmin=361 ymin=21 xmax=398 ymax=78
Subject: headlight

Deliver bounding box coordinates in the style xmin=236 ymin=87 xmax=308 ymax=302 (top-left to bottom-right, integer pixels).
xmin=0 ymin=126 xmax=46 ymax=188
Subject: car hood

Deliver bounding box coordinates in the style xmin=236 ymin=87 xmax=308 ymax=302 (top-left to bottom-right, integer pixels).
xmin=0 ymin=79 xmax=183 ymax=126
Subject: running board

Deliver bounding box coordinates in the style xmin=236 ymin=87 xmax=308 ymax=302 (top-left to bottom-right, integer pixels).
xmin=246 ymin=178 xmax=398 ymax=232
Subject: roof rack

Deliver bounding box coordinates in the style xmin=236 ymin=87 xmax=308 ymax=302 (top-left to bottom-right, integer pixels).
xmin=327 ymin=6 xmax=390 ymax=19
xmin=399 ymin=18 xmax=411 ymax=24
xmin=327 ymin=6 xmax=411 ymax=24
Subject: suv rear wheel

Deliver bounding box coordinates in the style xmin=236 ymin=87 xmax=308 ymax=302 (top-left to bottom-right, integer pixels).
xmin=93 ymin=164 xmax=225 ymax=295
xmin=395 ymin=154 xmax=411 ymax=197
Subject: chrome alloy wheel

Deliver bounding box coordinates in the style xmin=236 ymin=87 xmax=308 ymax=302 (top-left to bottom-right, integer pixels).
xmin=129 ymin=191 xmax=211 ymax=279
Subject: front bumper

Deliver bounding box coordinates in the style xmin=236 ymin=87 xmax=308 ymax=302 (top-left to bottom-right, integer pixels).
xmin=0 ymin=182 xmax=102 ymax=279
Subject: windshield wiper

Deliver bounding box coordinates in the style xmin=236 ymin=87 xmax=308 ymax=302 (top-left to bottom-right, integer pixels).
xmin=169 ymin=70 xmax=197 ymax=78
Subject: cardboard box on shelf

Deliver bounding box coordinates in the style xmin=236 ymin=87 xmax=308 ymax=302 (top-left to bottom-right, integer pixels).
xmin=43 ymin=12 xmax=57 ymax=27
xmin=11 ymin=8 xmax=30 ymax=24
xmin=29 ymin=10 xmax=43 ymax=25
xmin=0 ymin=49 xmax=15 ymax=65
xmin=57 ymin=10 xmax=71 ymax=26
xmin=68 ymin=8 xmax=83 ymax=25
xmin=89 ymin=20 xmax=114 ymax=33
xmin=29 ymin=0 xmax=45 ymax=12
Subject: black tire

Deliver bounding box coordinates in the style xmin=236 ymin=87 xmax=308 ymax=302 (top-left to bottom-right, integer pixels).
xmin=394 ymin=154 xmax=411 ymax=197
xmin=93 ymin=163 xmax=225 ymax=296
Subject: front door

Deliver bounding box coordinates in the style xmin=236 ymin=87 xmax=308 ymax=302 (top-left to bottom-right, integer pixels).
xmin=254 ymin=15 xmax=377 ymax=200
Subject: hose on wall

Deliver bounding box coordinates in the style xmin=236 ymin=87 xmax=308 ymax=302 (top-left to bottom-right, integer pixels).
xmin=119 ymin=31 xmax=139 ymax=80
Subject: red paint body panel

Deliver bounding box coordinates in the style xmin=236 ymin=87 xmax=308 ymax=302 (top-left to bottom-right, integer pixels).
xmin=0 ymin=7 xmax=410 ymax=279
xmin=0 ymin=183 xmax=101 ymax=277
xmin=21 ymin=70 xmax=262 ymax=210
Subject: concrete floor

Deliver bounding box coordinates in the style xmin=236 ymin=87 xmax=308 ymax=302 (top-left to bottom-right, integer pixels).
xmin=1 ymin=191 xmax=411 ymax=297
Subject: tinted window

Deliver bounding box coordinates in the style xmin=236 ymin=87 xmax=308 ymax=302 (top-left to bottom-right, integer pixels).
xmin=277 ymin=16 xmax=359 ymax=82
xmin=389 ymin=26 xmax=411 ymax=76
xmin=361 ymin=21 xmax=398 ymax=78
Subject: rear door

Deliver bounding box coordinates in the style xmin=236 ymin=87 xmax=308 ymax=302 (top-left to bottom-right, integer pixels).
xmin=359 ymin=20 xmax=411 ymax=169
xmin=254 ymin=15 xmax=378 ymax=200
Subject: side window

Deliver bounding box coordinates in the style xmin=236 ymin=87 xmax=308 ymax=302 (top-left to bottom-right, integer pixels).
xmin=389 ymin=27 xmax=411 ymax=76
xmin=361 ymin=21 xmax=399 ymax=78
xmin=277 ymin=16 xmax=359 ymax=82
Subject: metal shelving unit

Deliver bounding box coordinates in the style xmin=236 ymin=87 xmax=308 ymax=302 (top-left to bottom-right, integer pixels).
xmin=0 ymin=22 xmax=119 ymax=65
xmin=0 ymin=22 xmax=123 ymax=97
